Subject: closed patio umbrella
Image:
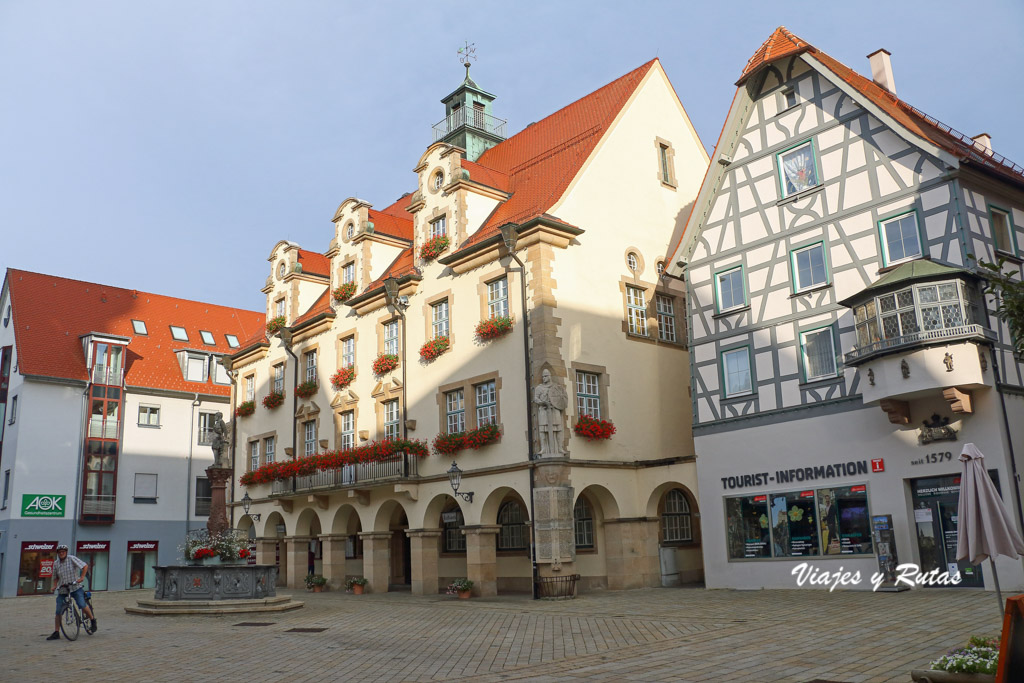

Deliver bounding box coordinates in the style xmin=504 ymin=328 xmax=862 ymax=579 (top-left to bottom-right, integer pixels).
xmin=956 ymin=442 xmax=1024 ymax=615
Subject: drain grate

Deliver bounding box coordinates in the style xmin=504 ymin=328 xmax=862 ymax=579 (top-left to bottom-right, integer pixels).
xmin=286 ymin=627 xmax=328 ymax=633
xmin=234 ymin=622 xmax=275 ymax=627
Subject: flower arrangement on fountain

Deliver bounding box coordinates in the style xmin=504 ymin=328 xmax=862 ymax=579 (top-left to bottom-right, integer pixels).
xmin=235 ymin=400 xmax=255 ymax=417
xmin=372 ymin=353 xmax=399 ymax=376
xmin=239 ymin=438 xmax=430 ymax=486
xmin=266 ymin=315 xmax=287 ymax=335
xmin=180 ymin=529 xmax=250 ymax=562
xmin=432 ymin=424 xmax=501 ymax=456
xmin=475 ymin=315 xmax=514 ymax=341
xmin=419 ymin=336 xmax=450 ymax=362
xmin=262 ymin=391 xmax=285 ymax=410
xmin=419 ymin=234 xmax=450 ymax=262
xmin=573 ymin=414 xmax=616 ymax=441
xmin=295 ymin=380 xmax=318 ymax=399
xmin=332 ymin=282 xmax=357 ymax=303
xmin=331 ymin=366 xmax=356 ymax=390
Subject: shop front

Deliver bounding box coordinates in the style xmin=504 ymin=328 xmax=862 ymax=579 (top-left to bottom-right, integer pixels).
xmin=126 ymin=541 xmax=158 ymax=589
xmin=18 ymin=541 xmax=57 ymax=596
xmin=76 ymin=540 xmax=110 ymax=591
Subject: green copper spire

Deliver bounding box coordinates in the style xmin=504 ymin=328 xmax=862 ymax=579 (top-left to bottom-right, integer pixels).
xmin=431 ymin=48 xmax=506 ymax=161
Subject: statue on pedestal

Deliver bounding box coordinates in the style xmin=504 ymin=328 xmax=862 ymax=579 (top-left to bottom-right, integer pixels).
xmin=533 ymin=369 xmax=568 ymax=457
xmin=210 ymin=412 xmax=230 ymax=468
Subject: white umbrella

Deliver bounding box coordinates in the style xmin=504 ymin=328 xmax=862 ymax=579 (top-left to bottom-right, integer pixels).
xmin=956 ymin=442 xmax=1024 ymax=615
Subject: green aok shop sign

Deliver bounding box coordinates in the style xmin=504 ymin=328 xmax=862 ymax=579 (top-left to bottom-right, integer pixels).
xmin=22 ymin=494 xmax=67 ymax=517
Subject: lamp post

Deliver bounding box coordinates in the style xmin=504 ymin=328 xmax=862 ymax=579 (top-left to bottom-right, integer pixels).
xmin=382 ymin=277 xmax=409 ymax=441
xmin=241 ymin=491 xmax=261 ymax=522
xmin=447 ymin=461 xmax=474 ymax=503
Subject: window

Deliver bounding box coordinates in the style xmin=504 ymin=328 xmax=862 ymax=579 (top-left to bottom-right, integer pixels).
xmin=575 ymin=371 xmax=600 ymax=419
xmin=195 ymin=478 xmax=212 ymax=516
xmin=340 ymin=411 xmax=354 ymax=450
xmin=342 ymin=262 xmax=355 ymax=284
xmin=273 ymin=364 xmax=285 ymax=393
xmin=778 ymin=140 xmax=820 ymax=197
xmin=853 ymin=279 xmax=976 ymax=350
xmin=225 ymin=334 xmax=239 ymax=348
xmin=801 ymin=327 xmax=837 ymax=382
xmin=445 ymin=389 xmax=465 ymax=434
xmin=170 ymin=326 xmax=188 ymax=342
xmin=213 ymin=358 xmax=230 ymax=385
xmin=990 ymin=206 xmax=1016 ymax=254
xmin=134 ymin=473 xmax=158 ymax=504
xmin=475 ymin=381 xmax=496 ymax=427
xmin=487 ymin=278 xmax=509 ymax=318
xmin=716 ymin=266 xmax=746 ymax=312
xmin=722 ymin=347 xmax=752 ymax=397
xmin=880 ymin=212 xmax=922 ymax=265
xmin=433 ymin=172 xmax=444 ymax=190
xmin=574 ymin=496 xmax=594 ymax=549
xmin=662 ymin=489 xmax=692 ymax=542
xmin=659 ymin=144 xmax=671 ymax=183
xmin=384 ymin=321 xmax=399 ymax=356
xmin=432 ymin=300 xmax=450 ymax=338
xmin=430 ymin=216 xmax=447 ymax=238
xmin=131 ymin=320 xmax=147 ymax=335
xmin=657 ymin=295 xmax=677 ymax=342
xmin=250 ymin=440 xmax=260 ymax=471
xmin=656 ymin=261 xmax=665 ymax=276
xmin=497 ymin=501 xmax=527 ymax=550
xmin=138 ymin=405 xmax=160 ymax=427
xmin=263 ymin=436 xmax=275 ymax=464
xmin=791 ymin=243 xmax=828 ymax=292
xmin=184 ymin=353 xmax=208 ymax=382
xmin=2 ymin=470 xmax=9 ymax=509
xmin=198 ymin=412 xmax=216 ymax=445
xmin=780 ymin=87 xmax=797 ymax=110
xmin=443 ymin=505 xmax=465 ymax=553
xmin=626 ymin=253 xmax=639 ymax=272
xmin=304 ymin=349 xmax=317 ymax=383
xmin=8 ymin=395 xmax=16 ymax=424
xmin=383 ymin=400 xmax=400 ymax=440
xmin=199 ymin=330 xmax=215 ymax=345
xmin=277 ymin=262 xmax=286 ymax=279
xmin=303 ymin=420 xmax=317 ymax=456
xmin=341 ymin=337 xmax=355 ymax=368
xmin=275 ymin=299 xmax=285 ymax=317
xmin=626 ymin=286 xmax=647 ymax=335
xmin=245 ymin=375 xmax=254 ymax=402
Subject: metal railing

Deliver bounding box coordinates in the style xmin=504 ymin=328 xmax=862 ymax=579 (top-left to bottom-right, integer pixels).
xmin=432 ymin=107 xmax=507 ymax=142
xmin=87 ymin=417 xmax=120 ymax=440
xmin=82 ymin=494 xmax=116 ymax=515
xmin=844 ymin=323 xmax=996 ymax=363
xmin=270 ymin=454 xmax=418 ymax=496
xmin=91 ymin=365 xmax=123 ymax=386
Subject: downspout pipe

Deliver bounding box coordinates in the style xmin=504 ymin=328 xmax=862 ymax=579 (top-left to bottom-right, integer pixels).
xmin=280 ymin=330 xmax=298 ymax=492
xmin=185 ymin=393 xmax=200 ymax=539
xmin=225 ymin=366 xmax=238 ymax=529
xmin=71 ymin=384 xmax=89 ymax=551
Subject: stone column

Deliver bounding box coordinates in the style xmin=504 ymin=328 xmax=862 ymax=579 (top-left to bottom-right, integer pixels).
xmin=463 ymin=525 xmax=500 ymax=597
xmin=205 ymin=466 xmax=233 ymax=537
xmin=406 ymin=529 xmax=442 ymax=596
xmin=255 ymin=539 xmax=285 ymax=586
xmin=320 ymin=533 xmax=347 ymax=590
xmin=532 ymin=461 xmax=577 ymax=578
xmin=359 ymin=532 xmax=393 ymax=594
xmin=603 ymin=517 xmax=661 ymax=590
xmin=284 ymin=536 xmax=310 ymax=589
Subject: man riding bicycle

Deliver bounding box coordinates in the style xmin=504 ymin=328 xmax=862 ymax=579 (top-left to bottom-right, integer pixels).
xmin=47 ymin=544 xmax=97 ymax=640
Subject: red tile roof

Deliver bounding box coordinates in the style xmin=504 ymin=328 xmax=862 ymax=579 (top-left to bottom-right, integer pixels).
xmin=736 ymin=26 xmax=811 ymax=86
xmin=297 ymin=249 xmax=330 ymax=278
xmin=358 ymin=247 xmax=420 ymax=300
xmin=292 ymin=288 xmax=333 ymax=327
xmin=5 ymin=269 xmax=264 ymax=395
xmin=459 ymin=159 xmax=510 ymax=193
xmin=367 ymin=207 xmax=413 ymax=242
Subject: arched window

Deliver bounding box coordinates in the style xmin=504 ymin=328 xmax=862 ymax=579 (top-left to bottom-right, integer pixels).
xmin=442 ymin=505 xmax=465 ymax=553
xmin=574 ymin=496 xmax=594 ymax=549
xmin=345 ymin=222 xmax=355 ymax=240
xmin=662 ymin=489 xmax=692 ymax=542
xmin=497 ymin=501 xmax=527 ymax=550
xmin=627 ymin=252 xmax=639 ymax=272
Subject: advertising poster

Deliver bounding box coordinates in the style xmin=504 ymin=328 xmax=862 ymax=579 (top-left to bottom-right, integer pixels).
xmin=726 ymin=495 xmax=770 ymax=559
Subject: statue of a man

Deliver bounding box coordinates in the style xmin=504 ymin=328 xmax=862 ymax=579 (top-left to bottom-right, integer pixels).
xmin=533 ymin=369 xmax=568 ymax=456
xmin=210 ymin=412 xmax=230 ymax=468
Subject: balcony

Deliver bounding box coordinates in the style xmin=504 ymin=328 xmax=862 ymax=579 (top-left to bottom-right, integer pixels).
xmin=80 ymin=494 xmax=116 ymax=523
xmin=87 ymin=417 xmax=120 ymax=440
xmin=432 ymin=107 xmax=507 ymax=142
xmin=844 ymin=324 xmax=996 ymax=365
xmin=270 ymin=454 xmax=418 ymax=496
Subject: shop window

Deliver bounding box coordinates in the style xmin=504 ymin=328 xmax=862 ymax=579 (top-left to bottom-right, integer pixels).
xmin=18 ymin=541 xmax=57 ymax=595
xmin=76 ymin=542 xmax=109 ymax=591
xmin=133 ymin=473 xmax=158 ymax=504
xmin=442 ymin=505 xmax=465 ymax=553
xmin=126 ymin=542 xmax=158 ymax=589
xmin=769 ymin=490 xmax=820 ymax=557
xmin=661 ymin=489 xmax=693 ymax=543
xmin=574 ymin=496 xmax=594 ymax=549
xmin=497 ymin=501 xmax=527 ymax=551
xmin=194 ymin=478 xmax=211 ymax=516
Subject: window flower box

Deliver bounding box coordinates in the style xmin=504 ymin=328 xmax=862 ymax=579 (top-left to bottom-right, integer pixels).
xmin=295 ymin=380 xmax=318 ymax=399
xmin=235 ymin=400 xmax=255 ymax=418
xmin=419 ymin=235 xmax=450 ymax=262
xmin=372 ymin=353 xmax=399 ymax=376
xmin=331 ymin=366 xmax=356 ymax=390
xmin=475 ymin=316 xmax=514 ymax=341
xmin=573 ymin=415 xmax=615 ymax=440
xmin=262 ymin=391 xmax=285 ymax=410
xmin=238 ymin=438 xmax=430 ymax=486
xmin=420 ymin=336 xmax=450 ymax=362
xmin=431 ymin=424 xmax=501 ymax=456
xmin=266 ymin=315 xmax=287 ymax=335
xmin=333 ymin=282 xmax=357 ymax=303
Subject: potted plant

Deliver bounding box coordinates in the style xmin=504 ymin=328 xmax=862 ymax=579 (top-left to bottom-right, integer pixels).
xmin=304 ymin=574 xmax=328 ymax=593
xmin=911 ymin=635 xmax=998 ymax=682
xmin=262 ymin=391 xmax=285 ymax=410
xmin=331 ymin=366 xmax=356 ymax=390
xmin=296 ymin=380 xmax=318 ymax=399
xmin=475 ymin=316 xmax=514 ymax=341
xmin=419 ymin=336 xmax=450 ymax=362
xmin=266 ymin=315 xmax=287 ymax=335
xmin=419 ymin=234 xmax=450 ymax=262
xmin=446 ymin=578 xmax=474 ymax=599
xmin=333 ymin=282 xmax=357 ymax=303
xmin=345 ymin=576 xmax=369 ymax=595
xmin=372 ymin=353 xmax=399 ymax=376
xmin=432 ymin=424 xmax=501 ymax=456
xmin=573 ymin=414 xmax=616 ymax=440
xmin=235 ymin=400 xmax=255 ymax=417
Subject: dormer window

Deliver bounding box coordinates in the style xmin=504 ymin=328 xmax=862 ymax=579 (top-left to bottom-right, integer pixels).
xmin=430 ymin=216 xmax=447 ymax=238
xmin=342 ymin=262 xmax=355 ymax=284
xmin=131 ymin=320 xmax=147 ymax=335
xmin=275 ymin=299 xmax=285 ymax=317
xmin=277 ymin=262 xmax=287 ymax=279
xmin=346 ymin=222 xmax=355 ymax=240
xmin=183 ymin=353 xmax=208 ymax=382
xmin=199 ymin=330 xmax=215 ymax=345
xmin=225 ymin=334 xmax=239 ymax=348
xmin=433 ymin=172 xmax=444 ymax=190
xmin=780 ymin=87 xmax=797 ymax=111
xmin=170 ymin=326 xmax=188 ymax=342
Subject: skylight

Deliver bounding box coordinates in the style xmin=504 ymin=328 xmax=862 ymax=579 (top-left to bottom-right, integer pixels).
xmin=200 ymin=330 xmax=215 ymax=345
xmin=131 ymin=320 xmax=148 ymax=335
xmin=170 ymin=326 xmax=188 ymax=342
xmin=225 ymin=334 xmax=240 ymax=348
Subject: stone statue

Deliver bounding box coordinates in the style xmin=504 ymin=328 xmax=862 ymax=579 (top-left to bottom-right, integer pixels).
xmin=210 ymin=412 xmax=230 ymax=468
xmin=533 ymin=369 xmax=568 ymax=456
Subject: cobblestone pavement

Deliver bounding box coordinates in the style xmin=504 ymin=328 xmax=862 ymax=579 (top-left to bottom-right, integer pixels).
xmin=0 ymin=585 xmax=1003 ymax=682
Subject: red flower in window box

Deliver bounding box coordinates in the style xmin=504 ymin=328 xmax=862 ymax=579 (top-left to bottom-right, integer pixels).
xmin=420 ymin=336 xmax=450 ymax=362
xmin=235 ymin=400 xmax=255 ymax=417
xmin=332 ymin=283 xmax=357 ymax=303
xmin=432 ymin=431 xmax=464 ymax=456
xmin=573 ymin=414 xmax=615 ymax=441
xmin=192 ymin=547 xmax=216 ymax=560
xmin=419 ymin=235 xmax=450 ymax=262
xmin=262 ymin=391 xmax=285 ymax=410
xmin=372 ymin=353 xmax=399 ymax=376
xmin=331 ymin=366 xmax=356 ymax=390
xmin=475 ymin=316 xmax=514 ymax=341
xmin=238 ymin=548 xmax=251 ymax=559
xmin=266 ymin=315 xmax=287 ymax=335
xmin=431 ymin=424 xmax=501 ymax=456
xmin=239 ymin=438 xmax=430 ymax=486
xmin=295 ymin=380 xmax=318 ymax=399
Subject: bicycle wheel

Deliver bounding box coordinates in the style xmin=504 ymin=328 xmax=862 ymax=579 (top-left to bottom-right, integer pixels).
xmin=60 ymin=603 xmax=80 ymax=641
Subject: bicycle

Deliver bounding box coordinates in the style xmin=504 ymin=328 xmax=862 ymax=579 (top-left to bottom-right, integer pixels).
xmin=56 ymin=582 xmax=95 ymax=641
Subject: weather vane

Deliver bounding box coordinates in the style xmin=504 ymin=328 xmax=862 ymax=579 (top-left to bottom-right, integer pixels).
xmin=457 ymin=41 xmax=477 ymax=69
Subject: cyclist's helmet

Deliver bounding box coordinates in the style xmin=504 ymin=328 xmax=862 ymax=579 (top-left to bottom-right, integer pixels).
xmin=56 ymin=544 xmax=69 ymax=552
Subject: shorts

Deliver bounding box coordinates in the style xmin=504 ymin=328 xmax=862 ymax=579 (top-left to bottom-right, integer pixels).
xmin=56 ymin=587 xmax=87 ymax=614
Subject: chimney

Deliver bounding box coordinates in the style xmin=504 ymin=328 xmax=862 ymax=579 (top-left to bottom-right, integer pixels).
xmin=867 ymin=49 xmax=897 ymax=95
xmin=972 ymin=133 xmax=993 ymax=153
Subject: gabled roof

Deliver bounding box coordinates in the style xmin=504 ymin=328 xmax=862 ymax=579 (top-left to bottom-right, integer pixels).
xmin=292 ymin=288 xmax=334 ymax=328
xmin=363 ymin=247 xmax=419 ymax=295
xmin=736 ymin=26 xmax=812 ymax=86
xmin=297 ymin=249 xmax=330 ymax=278
xmin=5 ymin=269 xmax=264 ymax=395
xmin=367 ymin=204 xmax=414 ymax=242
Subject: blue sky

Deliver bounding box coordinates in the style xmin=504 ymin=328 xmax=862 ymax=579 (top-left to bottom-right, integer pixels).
xmin=2 ymin=1 xmax=1022 ymax=311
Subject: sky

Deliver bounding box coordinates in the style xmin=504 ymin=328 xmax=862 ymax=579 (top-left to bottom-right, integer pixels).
xmin=2 ymin=1 xmax=1022 ymax=312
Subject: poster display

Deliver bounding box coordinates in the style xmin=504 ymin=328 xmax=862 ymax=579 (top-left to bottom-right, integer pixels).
xmin=725 ymin=495 xmax=770 ymax=559
xmin=770 ymin=490 xmax=819 ymax=557
xmin=818 ymin=485 xmax=873 ymax=555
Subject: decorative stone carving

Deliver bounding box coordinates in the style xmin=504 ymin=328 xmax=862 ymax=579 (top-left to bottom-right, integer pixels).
xmin=980 ymin=351 xmax=988 ymax=372
xmin=943 ymin=353 xmax=954 ymax=372
xmin=900 ymin=359 xmax=910 ymax=379
xmin=879 ymin=399 xmax=910 ymax=425
xmin=867 ymin=368 xmax=875 ymax=386
xmin=943 ymin=387 xmax=973 ymax=414
xmin=918 ymin=414 xmax=958 ymax=445
xmin=533 ymin=369 xmax=568 ymax=457
xmin=152 ymin=565 xmax=277 ymax=601
xmin=210 ymin=412 xmax=230 ymax=467
xmin=205 ymin=466 xmax=233 ymax=537
xmin=532 ymin=486 xmax=575 ymax=565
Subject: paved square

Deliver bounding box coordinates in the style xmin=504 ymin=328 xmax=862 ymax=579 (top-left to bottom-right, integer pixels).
xmin=1 ymin=586 xmax=1003 ymax=682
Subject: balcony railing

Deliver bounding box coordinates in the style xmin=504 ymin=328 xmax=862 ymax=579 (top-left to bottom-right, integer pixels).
xmin=91 ymin=365 xmax=123 ymax=386
xmin=82 ymin=494 xmax=116 ymax=515
xmin=87 ymin=418 xmax=120 ymax=440
xmin=432 ymin=107 xmax=507 ymax=142
xmin=270 ymin=454 xmax=418 ymax=496
xmin=844 ymin=324 xmax=996 ymax=364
